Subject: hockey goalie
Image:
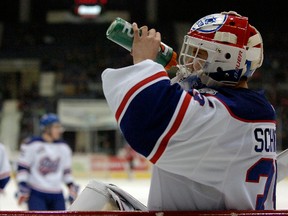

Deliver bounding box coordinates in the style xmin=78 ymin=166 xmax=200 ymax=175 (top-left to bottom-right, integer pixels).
xmin=70 ymin=11 xmax=279 ymax=211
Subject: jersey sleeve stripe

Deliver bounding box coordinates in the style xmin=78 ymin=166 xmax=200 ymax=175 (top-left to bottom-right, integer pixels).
xmin=17 ymin=163 xmax=30 ymax=170
xmin=63 ymin=168 xmax=71 ymax=175
xmin=0 ymin=176 xmax=10 ymax=189
xmin=115 ymin=71 xmax=168 ymax=122
xmin=0 ymin=171 xmax=10 ymax=179
xmin=149 ymin=92 xmax=192 ymax=164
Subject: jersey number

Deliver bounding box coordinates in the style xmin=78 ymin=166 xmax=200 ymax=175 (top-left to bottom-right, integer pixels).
xmin=246 ymin=158 xmax=276 ymax=210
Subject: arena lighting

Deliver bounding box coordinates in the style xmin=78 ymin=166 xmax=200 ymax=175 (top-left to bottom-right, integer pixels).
xmin=77 ymin=5 xmax=102 ymax=16
xmin=74 ymin=0 xmax=108 ymax=18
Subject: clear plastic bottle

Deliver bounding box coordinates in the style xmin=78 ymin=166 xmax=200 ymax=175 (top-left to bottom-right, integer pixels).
xmin=106 ymin=17 xmax=177 ymax=70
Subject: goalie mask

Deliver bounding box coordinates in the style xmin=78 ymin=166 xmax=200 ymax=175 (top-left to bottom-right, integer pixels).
xmin=175 ymin=11 xmax=263 ymax=89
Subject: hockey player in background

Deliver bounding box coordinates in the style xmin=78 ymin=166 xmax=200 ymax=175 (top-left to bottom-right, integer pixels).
xmin=101 ymin=11 xmax=277 ymax=210
xmin=16 ymin=113 xmax=79 ymax=210
xmin=0 ymin=143 xmax=11 ymax=192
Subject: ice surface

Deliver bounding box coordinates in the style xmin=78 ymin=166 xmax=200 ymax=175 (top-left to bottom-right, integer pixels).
xmin=1 ymin=177 xmax=287 ymax=210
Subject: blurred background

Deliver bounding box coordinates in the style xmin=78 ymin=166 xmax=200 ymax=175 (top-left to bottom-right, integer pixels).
xmin=0 ymin=0 xmax=287 ymax=178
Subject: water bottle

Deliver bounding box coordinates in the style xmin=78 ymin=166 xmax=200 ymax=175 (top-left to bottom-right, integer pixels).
xmin=106 ymin=17 xmax=178 ymax=70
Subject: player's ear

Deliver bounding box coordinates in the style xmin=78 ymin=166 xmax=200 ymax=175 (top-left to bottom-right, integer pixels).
xmin=42 ymin=126 xmax=51 ymax=134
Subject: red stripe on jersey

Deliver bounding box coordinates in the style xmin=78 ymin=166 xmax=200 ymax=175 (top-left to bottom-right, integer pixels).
xmin=150 ymin=93 xmax=191 ymax=164
xmin=0 ymin=171 xmax=10 ymax=179
xmin=115 ymin=71 xmax=167 ymax=121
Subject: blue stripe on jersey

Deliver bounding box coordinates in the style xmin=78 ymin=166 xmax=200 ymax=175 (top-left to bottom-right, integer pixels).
xmin=0 ymin=176 xmax=10 ymax=189
xmin=63 ymin=168 xmax=71 ymax=175
xmin=211 ymin=87 xmax=276 ymax=121
xmin=24 ymin=136 xmax=66 ymax=144
xmin=120 ymin=80 xmax=184 ymax=157
xmin=23 ymin=136 xmax=43 ymax=144
xmin=18 ymin=164 xmax=30 ymax=172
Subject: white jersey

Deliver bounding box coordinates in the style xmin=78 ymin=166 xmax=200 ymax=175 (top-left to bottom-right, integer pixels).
xmin=17 ymin=137 xmax=74 ymax=193
xmin=0 ymin=143 xmax=11 ymax=187
xmin=102 ymin=60 xmax=277 ymax=210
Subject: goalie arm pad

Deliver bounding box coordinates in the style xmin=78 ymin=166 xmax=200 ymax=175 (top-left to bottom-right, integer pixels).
xmin=68 ymin=180 xmax=147 ymax=211
xmin=106 ymin=183 xmax=147 ymax=211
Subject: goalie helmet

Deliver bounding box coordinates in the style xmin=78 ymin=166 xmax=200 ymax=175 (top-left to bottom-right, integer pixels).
xmin=177 ymin=11 xmax=263 ymax=87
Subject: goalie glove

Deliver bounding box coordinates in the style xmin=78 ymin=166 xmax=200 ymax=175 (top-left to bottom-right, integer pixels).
xmin=67 ymin=183 xmax=80 ymax=204
xmin=17 ymin=182 xmax=30 ymax=205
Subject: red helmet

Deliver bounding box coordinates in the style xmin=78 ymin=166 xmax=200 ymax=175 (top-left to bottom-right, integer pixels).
xmin=178 ymin=11 xmax=263 ymax=86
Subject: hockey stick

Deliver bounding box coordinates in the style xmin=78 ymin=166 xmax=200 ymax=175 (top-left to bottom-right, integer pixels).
xmin=277 ymin=148 xmax=288 ymax=182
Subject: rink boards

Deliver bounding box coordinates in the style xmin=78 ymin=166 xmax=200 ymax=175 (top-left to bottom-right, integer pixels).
xmin=1 ymin=210 xmax=288 ymax=216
